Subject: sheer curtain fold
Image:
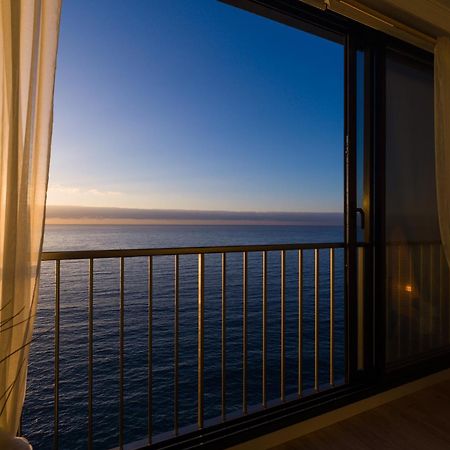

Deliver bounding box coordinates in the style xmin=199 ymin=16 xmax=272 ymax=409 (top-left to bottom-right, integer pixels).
xmin=0 ymin=0 xmax=61 ymax=444
xmin=435 ymin=37 xmax=450 ymax=269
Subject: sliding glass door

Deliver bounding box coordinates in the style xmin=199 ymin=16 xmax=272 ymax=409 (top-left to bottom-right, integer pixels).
xmin=344 ymin=35 xmax=374 ymax=384
xmin=384 ymin=49 xmax=450 ymax=370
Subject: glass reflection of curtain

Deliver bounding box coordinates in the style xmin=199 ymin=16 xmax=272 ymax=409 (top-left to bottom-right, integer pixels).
xmin=435 ymin=37 xmax=450 ymax=270
xmin=0 ymin=0 xmax=61 ymax=447
xmin=384 ymin=50 xmax=450 ymax=365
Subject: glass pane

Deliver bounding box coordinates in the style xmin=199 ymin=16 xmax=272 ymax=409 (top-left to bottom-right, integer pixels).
xmin=385 ymin=50 xmax=450 ymax=366
xmin=356 ymin=50 xmax=366 ymax=244
xmin=355 ymin=49 xmax=367 ymax=370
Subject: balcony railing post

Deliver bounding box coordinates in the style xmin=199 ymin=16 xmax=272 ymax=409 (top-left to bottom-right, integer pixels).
xmin=440 ymin=246 xmax=445 ymax=346
xmin=397 ymin=246 xmax=402 ymax=358
xmin=408 ymin=248 xmax=413 ymax=355
xmin=314 ymin=249 xmax=320 ymax=392
xmin=174 ymin=255 xmax=179 ymax=435
xmin=419 ymin=244 xmax=424 ymax=353
xmin=221 ymin=253 xmax=226 ymax=421
xmin=262 ymin=251 xmax=267 ymax=408
xmin=429 ymin=245 xmax=434 ymax=350
xmin=242 ymin=252 xmax=248 ymax=415
xmin=119 ymin=257 xmax=125 ymax=449
xmin=198 ymin=254 xmax=205 ymax=429
xmin=298 ymin=249 xmax=303 ymax=397
xmin=88 ymin=259 xmax=94 ymax=449
xmin=147 ymin=256 xmax=153 ymax=445
xmin=280 ymin=250 xmax=286 ymax=402
xmin=329 ymin=249 xmax=334 ymax=387
xmin=54 ymin=260 xmax=60 ymax=450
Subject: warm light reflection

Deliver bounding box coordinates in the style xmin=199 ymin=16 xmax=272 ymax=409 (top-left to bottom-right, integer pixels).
xmin=404 ymin=284 xmax=413 ymax=293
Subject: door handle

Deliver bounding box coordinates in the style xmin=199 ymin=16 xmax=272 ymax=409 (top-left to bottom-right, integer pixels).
xmin=356 ymin=208 xmax=365 ymax=230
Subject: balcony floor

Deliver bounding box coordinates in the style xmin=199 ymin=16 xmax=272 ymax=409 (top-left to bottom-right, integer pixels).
xmin=272 ymin=378 xmax=450 ymax=450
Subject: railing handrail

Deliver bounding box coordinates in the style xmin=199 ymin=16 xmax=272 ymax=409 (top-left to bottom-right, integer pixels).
xmin=41 ymin=242 xmax=346 ymax=261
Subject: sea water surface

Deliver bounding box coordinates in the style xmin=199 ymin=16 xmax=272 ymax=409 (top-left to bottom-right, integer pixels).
xmin=23 ymin=225 xmax=345 ymax=449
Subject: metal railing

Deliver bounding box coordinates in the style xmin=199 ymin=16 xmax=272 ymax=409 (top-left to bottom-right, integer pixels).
xmin=40 ymin=242 xmax=346 ymax=449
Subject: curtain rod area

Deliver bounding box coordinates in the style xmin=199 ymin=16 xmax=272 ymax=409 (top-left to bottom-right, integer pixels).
xmin=301 ymin=0 xmax=436 ymax=52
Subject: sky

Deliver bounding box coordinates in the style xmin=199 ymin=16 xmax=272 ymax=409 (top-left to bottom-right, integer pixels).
xmin=47 ymin=0 xmax=344 ymax=215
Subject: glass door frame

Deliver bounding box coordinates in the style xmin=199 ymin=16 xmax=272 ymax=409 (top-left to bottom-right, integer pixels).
xmin=344 ymin=33 xmax=378 ymax=385
xmin=346 ymin=31 xmax=439 ymax=383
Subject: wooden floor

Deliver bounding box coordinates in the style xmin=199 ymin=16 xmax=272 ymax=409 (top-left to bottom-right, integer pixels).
xmin=272 ymin=380 xmax=450 ymax=450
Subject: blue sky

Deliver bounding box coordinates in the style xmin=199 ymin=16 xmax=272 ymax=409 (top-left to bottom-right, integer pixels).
xmin=47 ymin=0 xmax=344 ymax=212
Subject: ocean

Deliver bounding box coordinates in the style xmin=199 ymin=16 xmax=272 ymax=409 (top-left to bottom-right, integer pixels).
xmin=22 ymin=225 xmax=345 ymax=450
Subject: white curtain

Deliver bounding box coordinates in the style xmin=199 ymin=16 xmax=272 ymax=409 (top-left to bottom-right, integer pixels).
xmin=435 ymin=37 xmax=450 ymax=268
xmin=0 ymin=0 xmax=61 ymax=446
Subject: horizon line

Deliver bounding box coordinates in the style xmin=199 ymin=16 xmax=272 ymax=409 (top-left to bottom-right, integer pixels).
xmin=46 ymin=205 xmax=343 ymax=226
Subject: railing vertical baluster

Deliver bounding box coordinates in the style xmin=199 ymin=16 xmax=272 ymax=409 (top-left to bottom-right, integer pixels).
xmin=386 ymin=245 xmax=391 ymax=362
xmin=416 ymin=244 xmax=423 ymax=351
xmin=119 ymin=257 xmax=125 ymax=449
xmin=88 ymin=259 xmax=94 ymax=449
xmin=262 ymin=251 xmax=267 ymax=408
xmin=298 ymin=250 xmax=303 ymax=397
xmin=198 ymin=254 xmax=204 ymax=429
xmin=440 ymin=246 xmax=444 ymax=346
xmin=314 ymin=249 xmax=319 ymax=392
xmin=408 ymin=250 xmax=413 ymax=356
xmin=397 ymin=246 xmax=401 ymax=358
xmin=147 ymin=256 xmax=153 ymax=445
xmin=174 ymin=255 xmax=179 ymax=435
xmin=221 ymin=253 xmax=226 ymax=421
xmin=429 ymin=245 xmax=433 ymax=349
xmin=54 ymin=260 xmax=60 ymax=450
xmin=243 ymin=252 xmax=248 ymax=415
xmin=280 ymin=250 xmax=286 ymax=402
xmin=448 ymin=248 xmax=450 ymax=346
xmin=329 ymin=249 xmax=334 ymax=387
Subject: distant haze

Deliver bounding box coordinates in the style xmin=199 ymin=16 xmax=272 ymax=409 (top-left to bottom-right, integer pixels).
xmin=46 ymin=205 xmax=343 ymax=226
